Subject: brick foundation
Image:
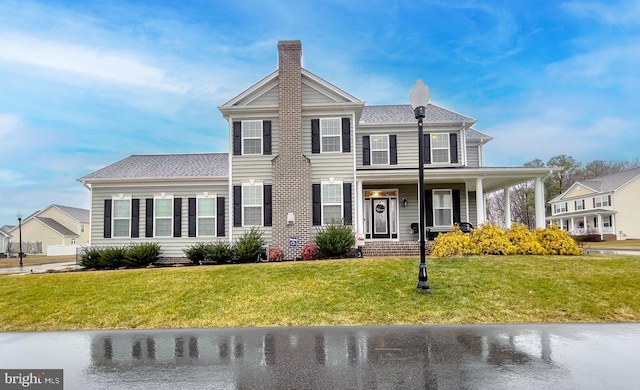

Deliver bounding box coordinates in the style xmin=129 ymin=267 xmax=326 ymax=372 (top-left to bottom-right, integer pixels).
xmin=361 ymin=241 xmax=431 ymax=257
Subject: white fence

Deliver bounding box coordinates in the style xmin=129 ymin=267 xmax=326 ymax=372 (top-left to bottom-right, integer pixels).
xmin=47 ymin=244 xmax=80 ymax=256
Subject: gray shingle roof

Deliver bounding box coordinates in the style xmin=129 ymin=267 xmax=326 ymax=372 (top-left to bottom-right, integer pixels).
xmin=79 ymin=153 xmax=228 ymax=182
xmin=466 ymin=128 xmax=493 ymax=142
xmin=35 ymin=217 xmax=79 ymax=237
xmin=360 ymin=104 xmax=475 ymax=124
xmin=577 ymin=167 xmax=640 ymax=193
xmin=52 ymin=205 xmax=90 ymax=223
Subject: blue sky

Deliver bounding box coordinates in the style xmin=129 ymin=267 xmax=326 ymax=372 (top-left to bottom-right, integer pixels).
xmin=1 ymin=0 xmax=639 ymax=226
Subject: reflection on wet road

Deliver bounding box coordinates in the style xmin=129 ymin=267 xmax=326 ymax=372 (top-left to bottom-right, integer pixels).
xmin=1 ymin=323 xmax=640 ymax=389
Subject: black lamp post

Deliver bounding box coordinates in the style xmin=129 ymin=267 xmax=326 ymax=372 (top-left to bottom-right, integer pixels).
xmin=410 ymin=80 xmax=431 ymax=293
xmin=17 ymin=215 xmax=23 ymax=268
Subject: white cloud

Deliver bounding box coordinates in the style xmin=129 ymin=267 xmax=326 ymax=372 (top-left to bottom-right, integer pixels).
xmin=0 ymin=113 xmax=22 ymax=138
xmin=0 ymin=32 xmax=188 ymax=93
xmin=563 ymin=0 xmax=640 ymax=26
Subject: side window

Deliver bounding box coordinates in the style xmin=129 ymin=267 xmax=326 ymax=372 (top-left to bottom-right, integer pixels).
xmin=320 ymin=118 xmax=341 ymax=153
xmin=197 ymin=197 xmax=216 ymax=236
xmin=112 ymin=199 xmax=131 ymax=237
xmin=154 ymin=198 xmax=173 ymax=237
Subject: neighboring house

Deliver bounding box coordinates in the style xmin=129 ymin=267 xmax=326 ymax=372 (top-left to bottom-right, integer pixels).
xmin=0 ymin=225 xmax=12 ymax=255
xmin=8 ymin=205 xmax=90 ymax=255
xmin=79 ymin=40 xmax=555 ymax=259
xmin=547 ymin=167 xmax=640 ymax=240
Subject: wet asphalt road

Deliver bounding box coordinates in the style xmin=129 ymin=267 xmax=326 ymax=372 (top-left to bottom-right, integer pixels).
xmin=1 ymin=323 xmax=639 ymax=389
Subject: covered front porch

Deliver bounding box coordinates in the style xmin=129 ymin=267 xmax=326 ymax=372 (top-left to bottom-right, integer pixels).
xmin=547 ymin=209 xmax=618 ymax=241
xmin=354 ymin=167 xmax=556 ymax=254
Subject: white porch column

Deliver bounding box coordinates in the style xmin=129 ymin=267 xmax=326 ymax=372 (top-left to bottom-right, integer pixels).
xmin=597 ymin=214 xmax=603 ymax=240
xmin=534 ymin=177 xmax=545 ymax=229
xmin=475 ymin=178 xmax=485 ymax=225
xmin=356 ymin=180 xmax=364 ymax=237
xmin=570 ymin=217 xmax=575 ymax=234
xmin=583 ymin=216 xmax=588 ymax=233
xmin=503 ymin=186 xmax=511 ymax=229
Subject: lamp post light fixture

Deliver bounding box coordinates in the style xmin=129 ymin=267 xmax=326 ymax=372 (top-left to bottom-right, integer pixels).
xmin=409 ymin=80 xmax=431 ymax=293
xmin=17 ymin=214 xmax=23 ymax=268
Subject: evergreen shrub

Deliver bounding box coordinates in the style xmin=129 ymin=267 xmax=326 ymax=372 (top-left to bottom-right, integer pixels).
xmin=315 ymin=222 xmax=356 ymax=258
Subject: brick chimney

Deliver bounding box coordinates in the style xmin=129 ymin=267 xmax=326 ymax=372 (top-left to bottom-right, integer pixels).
xmin=272 ymin=40 xmax=312 ymax=259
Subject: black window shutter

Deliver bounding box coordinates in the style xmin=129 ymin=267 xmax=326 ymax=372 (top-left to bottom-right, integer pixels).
xmin=564 ymin=202 xmax=568 ymax=211
xmin=594 ymin=217 xmax=598 ymax=227
xmin=311 ymin=119 xmax=320 ymax=154
xmin=582 ymin=199 xmax=585 ymax=209
xmin=425 ymin=190 xmax=433 ymax=227
xmin=217 ymin=197 xmax=225 ymax=237
xmin=233 ymin=186 xmax=242 ymax=227
xmin=188 ymin=198 xmax=196 ymax=237
xmin=608 ymin=195 xmax=611 ymax=205
xmin=233 ymin=121 xmax=242 ymax=156
xmin=173 ymin=198 xmax=182 ymax=237
xmin=103 ymin=199 xmax=112 ymax=238
xmin=423 ymin=134 xmax=431 ymax=164
xmin=450 ymin=133 xmax=458 ymax=163
xmin=390 ymin=135 xmax=397 ymax=165
xmin=264 ymin=185 xmax=272 ymax=227
xmin=145 ymin=199 xmax=154 ymax=237
xmin=342 ymin=118 xmax=351 ymax=153
xmin=452 ymin=190 xmax=461 ymax=224
xmin=574 ymin=200 xmax=578 ymax=209
xmin=263 ymin=120 xmax=272 ymax=155
xmin=343 ymin=183 xmax=352 ymax=225
xmin=362 ymin=136 xmax=370 ymax=166
xmin=312 ymin=184 xmax=321 ymax=225
xmin=131 ymin=199 xmax=140 ymax=238
xmin=593 ymin=198 xmax=596 ymax=208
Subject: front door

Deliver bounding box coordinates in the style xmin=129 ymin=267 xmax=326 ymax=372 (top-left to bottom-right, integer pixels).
xmin=372 ymin=198 xmax=390 ymax=239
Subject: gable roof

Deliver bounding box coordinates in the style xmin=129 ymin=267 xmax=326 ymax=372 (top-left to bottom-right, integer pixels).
xmin=34 ymin=217 xmax=79 ymax=237
xmin=79 ymin=153 xmax=228 ymax=183
xmin=48 ymin=205 xmax=90 ymax=223
xmin=359 ymin=104 xmax=476 ymax=125
xmin=551 ymin=167 xmax=640 ymax=202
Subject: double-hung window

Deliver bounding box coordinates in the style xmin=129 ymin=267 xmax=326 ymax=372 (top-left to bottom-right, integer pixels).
xmin=431 ymin=134 xmax=450 ymax=163
xmin=197 ymin=196 xmax=216 ymax=236
xmin=154 ymin=197 xmax=173 ymax=237
xmin=320 ymin=118 xmax=341 ymax=153
xmin=112 ymin=199 xmax=131 ymax=237
xmin=554 ymin=203 xmax=567 ymax=214
xmin=594 ymin=195 xmax=610 ymax=207
xmin=243 ymin=184 xmax=263 ymax=226
xmin=433 ymin=190 xmax=452 ymax=226
xmin=370 ymin=135 xmax=389 ymax=165
xmin=322 ymin=182 xmax=343 ymax=224
xmin=575 ymin=199 xmax=585 ymax=211
xmin=242 ymin=120 xmax=262 ymax=155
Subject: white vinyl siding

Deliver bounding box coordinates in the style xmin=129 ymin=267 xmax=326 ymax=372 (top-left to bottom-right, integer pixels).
xmin=242 ymin=120 xmax=262 ymax=155
xmin=320 ymin=118 xmax=341 ymax=153
xmin=243 ymin=184 xmax=263 ymax=227
xmin=433 ymin=189 xmax=452 ymax=227
xmin=113 ymin=199 xmax=130 ymax=238
xmin=197 ymin=197 xmax=216 ymax=237
xmin=371 ymin=135 xmax=389 ymax=165
xmin=322 ymin=182 xmax=343 ymax=224
xmin=155 ymin=198 xmax=173 ymax=237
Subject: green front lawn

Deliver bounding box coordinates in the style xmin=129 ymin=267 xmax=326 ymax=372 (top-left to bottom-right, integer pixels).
xmin=1 ymin=255 xmax=639 ymax=331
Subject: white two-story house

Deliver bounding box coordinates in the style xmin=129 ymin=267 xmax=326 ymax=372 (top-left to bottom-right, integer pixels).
xmin=79 ymin=40 xmax=555 ymax=259
xmin=547 ymin=167 xmax=640 ymax=240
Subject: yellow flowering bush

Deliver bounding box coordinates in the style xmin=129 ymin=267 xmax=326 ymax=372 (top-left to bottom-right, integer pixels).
xmin=469 ymin=223 xmax=517 ymax=255
xmin=429 ymin=226 xmax=473 ymax=257
xmin=535 ymin=225 xmax=582 ymax=255
xmin=505 ymin=223 xmax=546 ymax=255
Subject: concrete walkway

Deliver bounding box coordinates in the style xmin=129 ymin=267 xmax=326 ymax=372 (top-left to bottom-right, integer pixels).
xmin=0 ymin=261 xmax=80 ymax=275
xmin=1 ymin=323 xmax=639 ymax=389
